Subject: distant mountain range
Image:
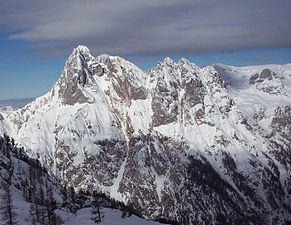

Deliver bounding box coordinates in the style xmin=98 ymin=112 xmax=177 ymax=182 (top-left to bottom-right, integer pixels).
xmin=0 ymin=45 xmax=290 ymax=225
xmin=0 ymin=97 xmax=34 ymax=109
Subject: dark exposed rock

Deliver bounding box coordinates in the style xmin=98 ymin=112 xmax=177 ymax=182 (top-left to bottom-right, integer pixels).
xmin=249 ymin=69 xmax=284 ymax=95
xmin=271 ymin=106 xmax=291 ymax=142
xmin=186 ymin=155 xmax=264 ymax=225
xmin=103 ymin=57 xmax=148 ymax=105
xmin=55 ymin=137 xmax=127 ymax=187
xmin=249 ymin=69 xmax=276 ymax=85
xmin=57 ymin=49 xmax=93 ymax=105
xmin=182 ymin=77 xmax=205 ymax=108
xmin=268 ymin=106 xmax=291 ymax=170
xmin=151 ymin=92 xmax=179 ymax=126
xmin=92 ymin=63 xmax=105 ymax=77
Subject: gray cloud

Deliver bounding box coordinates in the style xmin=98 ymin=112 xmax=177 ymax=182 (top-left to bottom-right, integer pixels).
xmin=1 ymin=0 xmax=290 ymax=56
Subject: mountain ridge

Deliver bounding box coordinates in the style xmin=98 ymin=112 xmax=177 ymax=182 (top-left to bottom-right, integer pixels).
xmin=0 ymin=45 xmax=290 ymax=225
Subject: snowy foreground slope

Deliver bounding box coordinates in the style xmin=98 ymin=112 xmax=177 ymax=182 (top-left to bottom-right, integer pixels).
xmin=62 ymin=208 xmax=166 ymax=225
xmin=0 ymin=45 xmax=290 ymax=225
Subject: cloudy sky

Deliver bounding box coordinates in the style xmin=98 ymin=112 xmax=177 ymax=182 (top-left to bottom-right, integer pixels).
xmin=0 ymin=0 xmax=290 ymax=100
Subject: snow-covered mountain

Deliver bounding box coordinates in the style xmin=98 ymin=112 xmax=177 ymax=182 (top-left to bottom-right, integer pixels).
xmin=0 ymin=45 xmax=290 ymax=225
xmin=0 ymin=135 xmax=169 ymax=225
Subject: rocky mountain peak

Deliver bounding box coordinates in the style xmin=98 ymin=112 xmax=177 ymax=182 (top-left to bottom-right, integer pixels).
xmin=161 ymin=56 xmax=174 ymax=65
xmin=249 ymin=68 xmax=285 ymax=95
xmin=249 ymin=68 xmax=277 ymax=84
xmin=75 ymin=44 xmax=91 ymax=53
xmin=72 ymin=45 xmax=93 ymax=60
xmin=178 ymin=57 xmax=193 ymax=67
xmin=54 ymin=46 xmax=96 ymax=105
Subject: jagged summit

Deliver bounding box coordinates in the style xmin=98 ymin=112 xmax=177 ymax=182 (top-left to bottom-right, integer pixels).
xmin=55 ymin=46 xmax=95 ymax=105
xmin=178 ymin=57 xmax=192 ymax=65
xmin=159 ymin=57 xmax=193 ymax=67
xmin=76 ymin=44 xmax=91 ymax=52
xmin=0 ymin=46 xmax=290 ymax=225
xmin=73 ymin=45 xmax=92 ymax=55
xmin=68 ymin=45 xmax=94 ymax=64
xmin=161 ymin=56 xmax=174 ymax=65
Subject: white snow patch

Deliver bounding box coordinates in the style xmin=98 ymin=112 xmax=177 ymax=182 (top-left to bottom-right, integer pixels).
xmin=63 ymin=207 xmax=168 ymax=225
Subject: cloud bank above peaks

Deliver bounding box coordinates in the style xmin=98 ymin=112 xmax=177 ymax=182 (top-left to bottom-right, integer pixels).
xmin=1 ymin=0 xmax=290 ymax=56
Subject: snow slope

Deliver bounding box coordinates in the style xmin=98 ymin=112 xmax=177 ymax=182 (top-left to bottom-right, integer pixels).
xmin=63 ymin=208 xmax=167 ymax=225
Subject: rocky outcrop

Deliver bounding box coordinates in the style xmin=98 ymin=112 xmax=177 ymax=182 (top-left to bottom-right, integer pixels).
xmin=271 ymin=106 xmax=291 ymax=142
xmin=57 ymin=45 xmax=95 ymax=105
xmin=249 ymin=68 xmax=285 ymax=95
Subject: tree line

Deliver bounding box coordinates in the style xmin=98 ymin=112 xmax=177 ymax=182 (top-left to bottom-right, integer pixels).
xmin=0 ymin=134 xmax=169 ymax=225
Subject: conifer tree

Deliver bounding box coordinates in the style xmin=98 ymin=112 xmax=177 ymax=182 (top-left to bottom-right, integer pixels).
xmin=29 ymin=203 xmax=38 ymax=225
xmin=0 ymin=183 xmax=18 ymax=225
xmin=46 ymin=186 xmax=58 ymax=225
xmin=91 ymin=196 xmax=103 ymax=223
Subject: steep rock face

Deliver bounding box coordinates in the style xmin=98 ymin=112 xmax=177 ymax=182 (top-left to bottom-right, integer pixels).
xmin=57 ymin=46 xmax=95 ymax=105
xmin=269 ymin=106 xmax=291 ymax=172
xmin=150 ymin=58 xmax=181 ymax=127
xmin=249 ymin=68 xmax=285 ymax=95
xmin=271 ymin=106 xmax=291 ymax=143
xmin=1 ymin=47 xmax=291 ymax=225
